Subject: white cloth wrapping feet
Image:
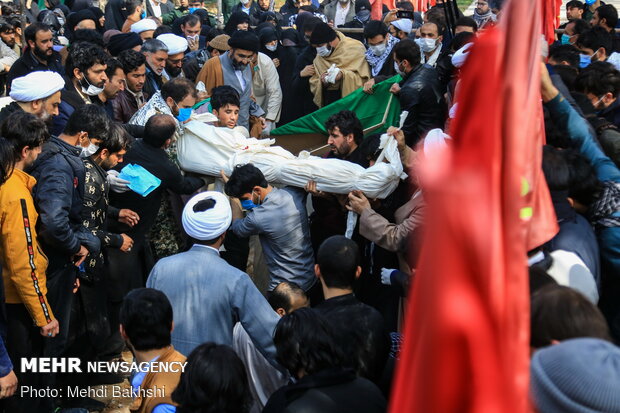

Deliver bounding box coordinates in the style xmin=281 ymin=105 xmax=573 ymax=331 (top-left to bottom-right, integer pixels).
xmin=177 ymin=121 xmax=407 ymax=199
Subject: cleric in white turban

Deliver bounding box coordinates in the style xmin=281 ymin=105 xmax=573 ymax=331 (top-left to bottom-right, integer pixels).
xmin=182 ymin=191 xmax=232 ymax=242
xmin=130 ymin=19 xmax=158 ymax=40
xmin=156 ymin=33 xmax=188 ymax=56
xmin=5 ymin=71 xmax=65 ymax=121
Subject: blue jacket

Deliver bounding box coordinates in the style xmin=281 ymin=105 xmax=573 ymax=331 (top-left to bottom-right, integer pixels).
xmin=545 ymin=94 xmax=620 ymax=281
xmin=147 ymin=245 xmax=280 ymax=364
xmin=30 ymin=137 xmax=100 ymax=272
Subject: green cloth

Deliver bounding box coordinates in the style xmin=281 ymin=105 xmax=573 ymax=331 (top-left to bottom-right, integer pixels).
xmin=271 ymin=75 xmax=402 ymax=138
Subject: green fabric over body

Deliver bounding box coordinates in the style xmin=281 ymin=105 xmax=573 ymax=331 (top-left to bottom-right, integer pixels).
xmin=271 ymin=75 xmax=402 ymax=138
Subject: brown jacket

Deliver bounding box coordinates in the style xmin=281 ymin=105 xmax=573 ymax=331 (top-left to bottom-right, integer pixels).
xmin=130 ymin=346 xmax=186 ymax=413
xmin=112 ymin=89 xmax=149 ymax=123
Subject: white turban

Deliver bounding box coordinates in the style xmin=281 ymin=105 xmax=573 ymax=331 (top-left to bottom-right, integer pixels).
xmin=451 ymin=42 xmax=473 ymax=68
xmin=130 ymin=19 xmax=157 ymax=34
xmin=10 ymin=71 xmax=65 ymax=102
xmin=423 ymin=128 xmax=451 ymax=158
xmin=391 ymin=19 xmax=413 ymax=35
xmin=182 ymin=191 xmax=232 ymax=241
xmin=157 ymin=33 xmax=188 ymax=55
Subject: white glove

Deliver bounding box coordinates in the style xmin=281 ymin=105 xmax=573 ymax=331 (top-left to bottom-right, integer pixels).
xmin=107 ymin=170 xmax=130 ymax=193
xmin=325 ymin=64 xmax=340 ymax=84
xmin=381 ymin=268 xmax=396 ymax=285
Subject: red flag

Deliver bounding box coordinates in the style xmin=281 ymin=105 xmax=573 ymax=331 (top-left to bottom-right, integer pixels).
xmin=415 ymin=0 xmax=436 ymax=12
xmin=388 ymin=0 xmax=558 ymax=412
xmin=542 ymin=0 xmax=562 ymax=44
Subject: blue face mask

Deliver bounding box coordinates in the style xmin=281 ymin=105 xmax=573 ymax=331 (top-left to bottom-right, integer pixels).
xmin=579 ymin=53 xmax=592 ymax=68
xmin=140 ymin=10 xmax=146 ymax=19
xmin=585 ymin=0 xmax=596 ymax=5
xmin=189 ymin=7 xmax=198 ymax=13
xmin=561 ymin=34 xmax=572 ymax=45
xmin=241 ymin=199 xmax=258 ymax=210
xmin=176 ymin=107 xmax=193 ymax=123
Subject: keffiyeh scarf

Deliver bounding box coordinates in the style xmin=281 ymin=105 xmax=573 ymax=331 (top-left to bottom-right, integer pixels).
xmin=589 ymin=181 xmax=620 ymax=228
xmin=366 ymin=35 xmax=399 ymax=77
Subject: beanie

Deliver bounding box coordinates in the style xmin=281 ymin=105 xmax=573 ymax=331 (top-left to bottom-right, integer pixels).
xmin=309 ymin=22 xmax=337 ymax=45
xmin=530 ymin=338 xmax=620 ymax=413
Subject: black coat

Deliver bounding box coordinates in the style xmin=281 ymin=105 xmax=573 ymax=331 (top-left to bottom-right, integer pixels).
xmin=398 ymin=64 xmax=446 ymax=146
xmin=231 ymin=2 xmax=263 ymax=26
xmin=5 ymin=50 xmax=64 ymax=94
xmin=262 ymin=44 xmax=301 ymax=126
xmin=315 ymin=294 xmax=390 ymax=383
xmin=108 ymin=139 xmax=204 ymax=245
xmin=30 ymin=137 xmax=100 ymax=273
xmin=291 ymin=45 xmax=318 ymax=119
xmin=263 ymin=368 xmax=387 ymax=413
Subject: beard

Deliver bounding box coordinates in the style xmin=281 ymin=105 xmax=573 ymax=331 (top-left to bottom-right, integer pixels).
xmin=33 ymin=46 xmax=52 ymax=62
xmin=166 ymin=64 xmax=183 ymax=78
xmin=231 ymin=60 xmax=247 ymax=71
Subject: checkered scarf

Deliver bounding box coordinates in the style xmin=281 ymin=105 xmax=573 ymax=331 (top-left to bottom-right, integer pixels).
xmin=589 ymin=181 xmax=620 ymax=228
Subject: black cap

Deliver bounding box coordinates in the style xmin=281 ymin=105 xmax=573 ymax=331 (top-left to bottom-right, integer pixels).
xmin=228 ymin=30 xmax=260 ymax=53
xmin=309 ymin=22 xmax=337 ymax=45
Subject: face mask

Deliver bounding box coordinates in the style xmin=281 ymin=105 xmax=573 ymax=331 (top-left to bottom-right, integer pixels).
xmin=585 ymin=0 xmax=596 ymax=4
xmin=187 ymin=34 xmax=199 ymax=41
xmin=579 ymin=53 xmax=592 ymax=68
xmin=415 ymin=37 xmax=437 ymax=53
xmin=561 ymin=33 xmax=572 ymax=45
xmin=394 ymin=61 xmax=405 ymax=76
xmin=265 ymin=44 xmax=277 ymax=52
xmin=189 ymin=7 xmax=198 ymax=12
xmin=79 ymin=143 xmax=99 ymax=158
xmin=176 ymin=107 xmax=193 ymax=123
xmin=240 ymin=199 xmax=258 ymax=210
xmin=369 ymin=42 xmax=387 ymax=56
xmin=140 ymin=10 xmax=146 ymax=18
xmin=80 ymin=76 xmax=104 ymax=96
xmin=316 ymin=45 xmax=332 ymax=57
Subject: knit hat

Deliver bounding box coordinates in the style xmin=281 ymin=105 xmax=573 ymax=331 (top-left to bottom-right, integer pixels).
xmin=391 ymin=19 xmax=413 ymax=35
xmin=309 ymin=22 xmax=337 ymax=45
xmin=107 ymin=32 xmax=143 ymax=56
xmin=208 ymin=34 xmax=231 ymax=52
xmin=530 ymin=338 xmax=620 ymax=413
xmin=228 ymin=30 xmax=260 ymax=53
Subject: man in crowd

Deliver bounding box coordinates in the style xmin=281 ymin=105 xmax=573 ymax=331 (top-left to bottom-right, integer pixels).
xmin=590 ymin=4 xmax=620 ymax=52
xmin=566 ymin=0 xmax=584 ymax=21
xmin=130 ymin=18 xmax=158 ymax=41
xmin=324 ymin=0 xmax=355 ymax=27
xmin=6 ymin=22 xmax=63 ymax=93
xmin=363 ymin=21 xmax=398 ymax=94
xmin=309 ymin=22 xmax=370 ymax=108
xmin=180 ymin=14 xmax=206 ymax=52
xmin=141 ymin=38 xmax=169 ymax=98
xmin=575 ymin=62 xmax=620 ymax=128
xmin=100 ymin=57 xmax=127 ymax=118
xmin=224 ymin=164 xmax=317 ymax=296
xmin=315 ymin=235 xmax=389 ymax=384
xmin=417 ymin=22 xmax=445 ymax=68
xmin=53 ymin=42 xmax=108 ymax=135
xmin=196 ymin=30 xmax=266 ymax=134
xmin=391 ymin=38 xmax=446 ymax=146
xmin=119 ymin=288 xmax=184 ymax=412
xmin=129 ymin=77 xmax=197 ymax=128
xmin=0 ymin=113 xmax=56 ymax=412
xmin=113 ymin=49 xmax=148 ymax=123
xmin=0 ymin=18 xmax=20 ymax=57
xmin=30 ymin=105 xmax=105 ymax=380
xmin=389 ymin=19 xmax=412 ymax=41
xmin=473 ymin=0 xmax=496 ymax=29
xmin=210 ymin=85 xmax=243 ymax=132
xmin=147 ymin=190 xmax=280 ymax=362
xmin=156 ymin=33 xmax=188 ymax=81
xmin=562 ymin=18 xmax=589 ymax=46
xmin=0 ymin=71 xmax=63 ymax=124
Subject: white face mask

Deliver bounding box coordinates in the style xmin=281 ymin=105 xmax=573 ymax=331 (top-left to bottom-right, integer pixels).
xmin=394 ymin=61 xmax=405 ymax=76
xmin=80 ymin=76 xmax=104 ymax=96
xmin=265 ymin=44 xmax=277 ymax=51
xmin=369 ymin=42 xmax=387 ymax=56
xmin=187 ymin=34 xmax=199 ymax=41
xmin=79 ymin=143 xmax=99 ymax=158
xmin=415 ymin=37 xmax=437 ymax=53
xmin=316 ymin=45 xmax=332 ymax=57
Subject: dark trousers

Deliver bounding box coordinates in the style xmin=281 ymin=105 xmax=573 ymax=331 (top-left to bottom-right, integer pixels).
xmin=3 ymin=304 xmax=47 ymax=413
xmin=44 ymin=265 xmax=78 ymax=358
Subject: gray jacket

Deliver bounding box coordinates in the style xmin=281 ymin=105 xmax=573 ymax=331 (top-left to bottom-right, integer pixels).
xmin=220 ymin=52 xmax=265 ymax=130
xmin=146 ymin=245 xmax=280 ymax=364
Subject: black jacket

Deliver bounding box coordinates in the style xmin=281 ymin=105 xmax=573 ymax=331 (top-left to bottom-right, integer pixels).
xmin=315 ymin=294 xmax=390 ymax=383
xmin=399 ymin=64 xmax=446 ymax=146
xmin=291 ymin=46 xmax=318 ymax=119
xmin=0 ymin=101 xmax=23 ymax=126
xmin=263 ymin=368 xmax=386 ymax=413
xmin=30 ymin=136 xmax=100 ymax=273
xmin=108 ymin=139 xmax=204 ymax=245
xmin=5 ymin=50 xmax=64 ymax=94
xmin=231 ymin=2 xmax=263 ymax=25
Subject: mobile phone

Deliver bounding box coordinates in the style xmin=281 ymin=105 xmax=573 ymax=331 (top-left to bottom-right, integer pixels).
xmin=396 ymin=10 xmax=415 ymax=19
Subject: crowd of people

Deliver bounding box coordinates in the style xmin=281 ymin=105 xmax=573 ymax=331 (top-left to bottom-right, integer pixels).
xmin=0 ymin=0 xmax=616 ymax=411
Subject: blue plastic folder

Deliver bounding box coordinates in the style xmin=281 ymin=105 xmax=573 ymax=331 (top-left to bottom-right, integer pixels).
xmin=118 ymin=164 xmax=161 ymax=197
